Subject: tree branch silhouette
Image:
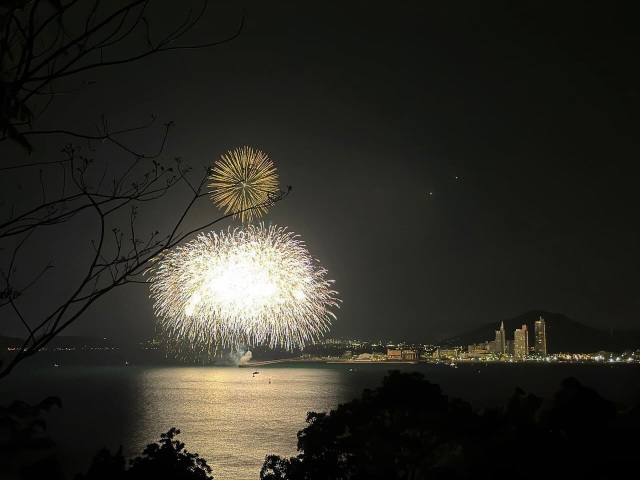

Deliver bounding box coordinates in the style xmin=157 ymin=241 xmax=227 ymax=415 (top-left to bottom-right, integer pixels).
xmin=0 ymin=143 xmax=291 ymax=378
xmin=0 ymin=0 xmax=285 ymax=379
xmin=1 ymin=0 xmax=245 ymax=152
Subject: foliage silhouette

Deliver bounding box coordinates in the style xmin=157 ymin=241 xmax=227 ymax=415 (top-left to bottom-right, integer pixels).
xmin=3 ymin=373 xmax=639 ymax=479
xmin=1 ymin=399 xmax=211 ymax=480
xmin=75 ymin=428 xmax=213 ymax=480
xmin=128 ymin=427 xmax=212 ymax=480
xmin=74 ymin=446 xmax=126 ymax=480
xmin=0 ymin=396 xmax=62 ymax=479
xmin=260 ymin=370 xmax=640 ymax=480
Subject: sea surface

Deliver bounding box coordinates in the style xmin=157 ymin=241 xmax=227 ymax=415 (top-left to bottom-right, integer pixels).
xmin=2 ymin=362 xmax=639 ymax=479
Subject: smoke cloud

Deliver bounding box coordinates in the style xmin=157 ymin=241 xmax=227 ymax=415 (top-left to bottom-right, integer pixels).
xmin=240 ymin=350 xmax=253 ymax=364
xmin=229 ymin=349 xmax=253 ymax=365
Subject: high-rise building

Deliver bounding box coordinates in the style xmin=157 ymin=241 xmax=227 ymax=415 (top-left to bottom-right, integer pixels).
xmin=534 ymin=317 xmax=547 ymax=356
xmin=494 ymin=321 xmax=506 ymax=354
xmin=514 ymin=324 xmax=529 ymax=357
xmin=506 ymin=340 xmax=515 ymax=356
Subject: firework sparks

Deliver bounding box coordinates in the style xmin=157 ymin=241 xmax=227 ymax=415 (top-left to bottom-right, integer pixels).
xmin=208 ymin=146 xmax=279 ymax=223
xmin=148 ymin=224 xmax=338 ymax=351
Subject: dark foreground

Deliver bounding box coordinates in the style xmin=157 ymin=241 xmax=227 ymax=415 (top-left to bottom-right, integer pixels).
xmin=2 ymin=364 xmax=639 ymax=479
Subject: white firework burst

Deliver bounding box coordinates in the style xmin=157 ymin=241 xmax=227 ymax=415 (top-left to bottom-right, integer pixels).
xmin=148 ymin=224 xmax=338 ymax=351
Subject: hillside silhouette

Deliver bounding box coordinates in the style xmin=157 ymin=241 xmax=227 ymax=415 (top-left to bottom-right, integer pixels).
xmin=440 ymin=310 xmax=640 ymax=353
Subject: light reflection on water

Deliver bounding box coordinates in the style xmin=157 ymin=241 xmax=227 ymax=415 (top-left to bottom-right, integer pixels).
xmin=2 ymin=362 xmax=639 ymax=479
xmin=128 ymin=366 xmax=349 ymax=479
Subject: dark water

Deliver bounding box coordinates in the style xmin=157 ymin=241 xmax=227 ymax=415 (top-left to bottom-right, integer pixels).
xmin=2 ymin=362 xmax=639 ymax=479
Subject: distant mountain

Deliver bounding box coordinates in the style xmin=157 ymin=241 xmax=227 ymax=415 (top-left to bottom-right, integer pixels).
xmin=47 ymin=335 xmax=115 ymax=349
xmin=439 ymin=310 xmax=640 ymax=353
xmin=0 ymin=335 xmax=115 ymax=350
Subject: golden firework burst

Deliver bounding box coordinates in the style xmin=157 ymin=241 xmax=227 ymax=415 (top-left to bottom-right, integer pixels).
xmin=148 ymin=224 xmax=339 ymax=351
xmin=208 ymin=146 xmax=279 ymax=223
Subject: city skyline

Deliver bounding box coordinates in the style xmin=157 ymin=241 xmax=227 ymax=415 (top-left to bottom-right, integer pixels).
xmin=4 ymin=309 xmax=638 ymax=357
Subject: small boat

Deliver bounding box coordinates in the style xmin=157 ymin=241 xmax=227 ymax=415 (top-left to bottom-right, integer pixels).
xmin=253 ymin=371 xmax=259 ymax=375
xmin=53 ymin=363 xmax=59 ymax=368
xmin=349 ymin=368 xmax=356 ymax=372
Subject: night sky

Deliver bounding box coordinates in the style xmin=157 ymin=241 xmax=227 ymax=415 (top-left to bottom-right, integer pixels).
xmin=2 ymin=0 xmax=639 ymax=343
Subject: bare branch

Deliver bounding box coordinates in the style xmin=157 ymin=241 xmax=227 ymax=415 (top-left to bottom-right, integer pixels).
xmin=0 ymin=1 xmax=273 ymax=381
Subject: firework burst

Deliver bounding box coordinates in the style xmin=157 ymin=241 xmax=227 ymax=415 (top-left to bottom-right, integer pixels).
xmin=208 ymin=146 xmax=279 ymax=223
xmin=148 ymin=224 xmax=338 ymax=351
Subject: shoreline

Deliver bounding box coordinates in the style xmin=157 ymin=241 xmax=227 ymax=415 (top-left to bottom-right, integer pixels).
xmin=238 ymin=358 xmax=638 ymax=368
xmin=238 ymin=358 xmax=419 ymax=367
